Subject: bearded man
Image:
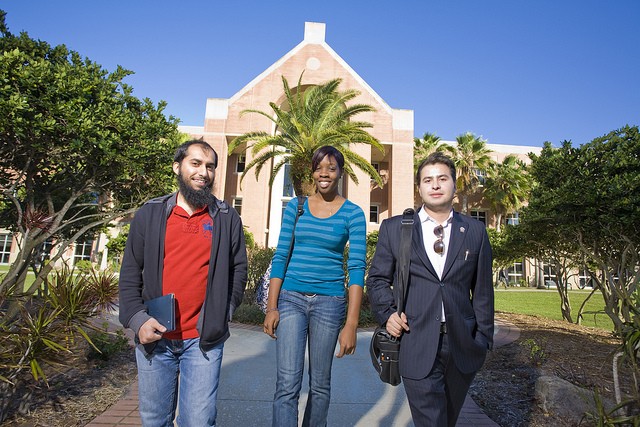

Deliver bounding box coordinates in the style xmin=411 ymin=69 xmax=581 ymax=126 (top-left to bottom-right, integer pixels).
xmin=118 ymin=139 xmax=247 ymax=427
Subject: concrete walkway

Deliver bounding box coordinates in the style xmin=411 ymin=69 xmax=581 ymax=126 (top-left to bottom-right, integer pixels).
xmin=87 ymin=318 xmax=519 ymax=427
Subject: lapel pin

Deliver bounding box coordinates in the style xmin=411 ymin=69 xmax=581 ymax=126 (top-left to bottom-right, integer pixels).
xmin=460 ymin=227 xmax=465 ymax=233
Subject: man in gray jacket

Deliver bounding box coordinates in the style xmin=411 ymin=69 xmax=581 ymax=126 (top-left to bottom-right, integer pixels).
xmin=119 ymin=139 xmax=247 ymax=427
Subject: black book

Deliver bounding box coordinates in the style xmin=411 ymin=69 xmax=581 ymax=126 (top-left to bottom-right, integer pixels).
xmin=144 ymin=294 xmax=176 ymax=332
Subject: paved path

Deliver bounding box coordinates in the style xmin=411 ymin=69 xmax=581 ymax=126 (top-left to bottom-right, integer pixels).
xmin=87 ymin=318 xmax=519 ymax=427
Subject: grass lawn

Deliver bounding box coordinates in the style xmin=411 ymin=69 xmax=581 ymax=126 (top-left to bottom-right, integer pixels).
xmin=0 ymin=264 xmax=38 ymax=291
xmin=495 ymin=288 xmax=614 ymax=331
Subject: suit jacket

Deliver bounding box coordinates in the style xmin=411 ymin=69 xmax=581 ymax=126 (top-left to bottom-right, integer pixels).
xmin=367 ymin=209 xmax=494 ymax=379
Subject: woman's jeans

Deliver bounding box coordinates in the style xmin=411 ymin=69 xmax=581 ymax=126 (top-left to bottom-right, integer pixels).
xmin=273 ymin=289 xmax=347 ymax=427
xmin=135 ymin=337 xmax=224 ymax=427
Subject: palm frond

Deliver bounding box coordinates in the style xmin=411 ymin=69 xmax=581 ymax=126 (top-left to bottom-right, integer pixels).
xmin=231 ymin=72 xmax=383 ymax=193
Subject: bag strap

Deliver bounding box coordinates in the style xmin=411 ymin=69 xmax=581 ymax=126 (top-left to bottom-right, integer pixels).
xmin=395 ymin=208 xmax=414 ymax=315
xmin=284 ymin=196 xmax=306 ymax=272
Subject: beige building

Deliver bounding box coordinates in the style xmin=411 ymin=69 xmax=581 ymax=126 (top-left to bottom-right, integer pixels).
xmin=3 ymin=22 xmax=562 ymax=288
xmin=180 ymin=22 xmax=414 ymax=248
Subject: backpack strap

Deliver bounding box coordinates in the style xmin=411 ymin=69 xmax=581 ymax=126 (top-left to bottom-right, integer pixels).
xmin=284 ymin=196 xmax=307 ymax=271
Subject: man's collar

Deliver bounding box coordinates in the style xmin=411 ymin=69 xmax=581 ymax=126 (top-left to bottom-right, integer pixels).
xmin=418 ymin=207 xmax=454 ymax=227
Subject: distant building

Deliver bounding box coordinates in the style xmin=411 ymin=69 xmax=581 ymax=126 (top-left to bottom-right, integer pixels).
xmin=180 ymin=22 xmax=414 ymax=248
xmin=4 ymin=22 xmax=572 ymax=289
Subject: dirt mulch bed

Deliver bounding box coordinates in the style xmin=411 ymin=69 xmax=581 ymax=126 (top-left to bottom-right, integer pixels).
xmin=470 ymin=312 xmax=638 ymax=426
xmin=2 ymin=346 xmax=136 ymax=427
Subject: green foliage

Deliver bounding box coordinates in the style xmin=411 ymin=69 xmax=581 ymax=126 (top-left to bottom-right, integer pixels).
xmin=84 ymin=267 xmax=120 ymax=313
xmin=520 ymin=338 xmax=547 ymax=365
xmin=228 ymin=72 xmax=384 ymax=196
xmin=232 ymin=304 xmax=265 ymax=325
xmin=74 ymin=260 xmax=93 ymax=273
xmin=487 ymin=228 xmax=512 ymax=269
xmin=516 ymin=126 xmax=640 ymax=332
xmin=0 ymin=15 xmax=181 ymax=294
xmin=105 ymin=224 xmax=130 ymax=261
xmin=243 ymin=246 xmax=275 ymax=306
xmin=86 ymin=326 xmax=130 ymax=364
xmin=441 ymin=132 xmax=494 ymax=214
xmin=413 ymin=132 xmax=448 ymax=175
xmin=0 ymin=265 xmax=119 ymax=422
xmin=366 ymin=230 xmax=379 ymax=249
xmin=243 ymin=226 xmax=256 ymax=250
xmin=365 ymin=230 xmax=379 ymax=272
xmin=358 ymin=306 xmax=376 ymax=327
xmin=584 ymin=389 xmax=640 ymax=426
xmin=483 ymin=154 xmax=532 ymax=232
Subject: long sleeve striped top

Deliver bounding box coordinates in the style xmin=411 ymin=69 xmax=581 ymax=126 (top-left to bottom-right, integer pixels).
xmin=270 ymin=197 xmax=366 ymax=297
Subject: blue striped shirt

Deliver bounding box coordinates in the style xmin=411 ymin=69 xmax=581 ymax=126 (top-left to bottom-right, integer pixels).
xmin=271 ymin=197 xmax=366 ymax=296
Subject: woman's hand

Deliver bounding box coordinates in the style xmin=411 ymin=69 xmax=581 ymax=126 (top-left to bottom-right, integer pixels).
xmin=336 ymin=322 xmax=357 ymax=357
xmin=263 ymin=309 xmax=280 ymax=339
xmin=336 ymin=284 xmax=363 ymax=357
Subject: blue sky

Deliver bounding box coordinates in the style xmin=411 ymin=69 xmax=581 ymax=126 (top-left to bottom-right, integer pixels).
xmin=3 ymin=1 xmax=639 ymax=147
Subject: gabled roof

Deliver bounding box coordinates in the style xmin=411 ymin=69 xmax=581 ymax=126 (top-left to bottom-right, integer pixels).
xmin=228 ymin=22 xmax=393 ymax=115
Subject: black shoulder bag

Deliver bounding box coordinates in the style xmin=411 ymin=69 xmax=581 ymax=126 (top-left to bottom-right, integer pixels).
xmin=369 ymin=208 xmax=414 ymax=386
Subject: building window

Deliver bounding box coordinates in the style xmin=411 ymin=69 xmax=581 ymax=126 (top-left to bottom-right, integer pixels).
xmin=74 ymin=239 xmax=93 ymax=264
xmin=506 ymin=212 xmax=520 ymax=226
xmin=0 ymin=233 xmax=12 ymax=264
xmin=232 ymin=197 xmax=243 ymax=215
xmin=236 ymin=154 xmax=246 ymax=173
xmin=282 ymin=164 xmax=294 ymax=197
xmin=543 ymin=261 xmax=557 ymax=288
xmin=34 ymin=239 xmax=54 ymax=268
xmin=369 ymin=205 xmax=380 ymax=224
xmin=470 ymin=210 xmax=486 ymax=225
xmin=507 ymin=260 xmax=524 ymax=284
xmin=578 ymin=268 xmax=594 ymax=289
xmin=371 ymin=162 xmax=380 ymax=183
xmin=473 ymin=168 xmax=487 ymax=185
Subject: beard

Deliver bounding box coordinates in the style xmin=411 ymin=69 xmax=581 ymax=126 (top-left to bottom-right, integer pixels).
xmin=177 ymin=171 xmax=215 ymax=209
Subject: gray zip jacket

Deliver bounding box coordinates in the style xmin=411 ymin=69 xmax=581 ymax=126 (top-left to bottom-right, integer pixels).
xmin=118 ymin=193 xmax=247 ymax=353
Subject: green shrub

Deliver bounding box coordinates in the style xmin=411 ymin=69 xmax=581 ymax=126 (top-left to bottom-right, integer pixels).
xmin=244 ymin=226 xmax=256 ymax=250
xmin=87 ymin=326 xmax=130 ymax=364
xmin=74 ymin=260 xmax=94 ymax=272
xmin=520 ymin=338 xmax=547 ymax=365
xmin=233 ymin=304 xmax=264 ymax=325
xmin=106 ymin=224 xmax=129 ymax=262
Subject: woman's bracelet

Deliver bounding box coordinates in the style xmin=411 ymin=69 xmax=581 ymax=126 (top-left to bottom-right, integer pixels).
xmin=266 ymin=307 xmax=279 ymax=313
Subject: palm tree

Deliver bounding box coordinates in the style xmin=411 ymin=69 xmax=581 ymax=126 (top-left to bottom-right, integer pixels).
xmin=443 ymin=132 xmax=494 ymax=214
xmin=484 ymin=155 xmax=531 ymax=232
xmin=228 ymin=73 xmax=384 ymax=196
xmin=413 ymin=132 xmax=448 ymax=175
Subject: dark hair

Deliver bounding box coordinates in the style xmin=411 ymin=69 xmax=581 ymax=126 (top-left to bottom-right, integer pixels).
xmin=415 ymin=152 xmax=456 ymax=184
xmin=311 ymin=146 xmax=344 ymax=173
xmin=174 ymin=139 xmax=218 ymax=168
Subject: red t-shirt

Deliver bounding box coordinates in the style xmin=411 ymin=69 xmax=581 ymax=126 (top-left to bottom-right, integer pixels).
xmin=162 ymin=204 xmax=213 ymax=340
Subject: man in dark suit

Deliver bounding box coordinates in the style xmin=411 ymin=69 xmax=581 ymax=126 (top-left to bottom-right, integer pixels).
xmin=367 ymin=152 xmax=494 ymax=427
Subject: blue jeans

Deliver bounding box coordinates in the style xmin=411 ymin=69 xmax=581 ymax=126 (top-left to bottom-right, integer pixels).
xmin=135 ymin=337 xmax=224 ymax=427
xmin=273 ymin=289 xmax=347 ymax=427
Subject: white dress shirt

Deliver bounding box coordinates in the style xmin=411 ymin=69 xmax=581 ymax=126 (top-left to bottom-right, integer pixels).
xmin=418 ymin=207 xmax=453 ymax=322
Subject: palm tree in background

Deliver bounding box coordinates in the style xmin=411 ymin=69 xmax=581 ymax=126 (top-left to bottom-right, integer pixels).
xmin=484 ymin=154 xmax=532 ymax=231
xmin=228 ymin=73 xmax=384 ymax=196
xmin=442 ymin=132 xmax=494 ymax=214
xmin=413 ymin=132 xmax=448 ymax=175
